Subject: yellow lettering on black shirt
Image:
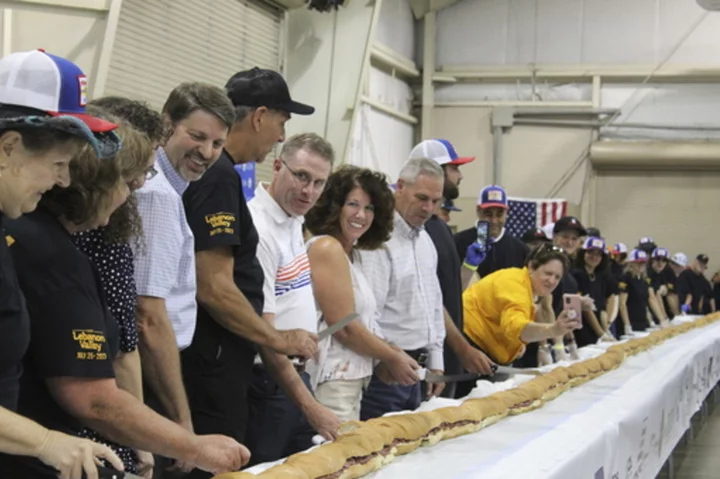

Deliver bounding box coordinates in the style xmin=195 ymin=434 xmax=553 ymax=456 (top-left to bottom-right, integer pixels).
xmin=72 ymin=329 xmax=107 ymax=358
xmin=205 ymin=212 xmax=236 ymax=237
xmin=5 ymin=235 xmax=14 ymax=247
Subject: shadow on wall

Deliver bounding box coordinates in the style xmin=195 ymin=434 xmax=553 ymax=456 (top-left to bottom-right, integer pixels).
xmin=286 ymin=10 xmax=323 ymax=81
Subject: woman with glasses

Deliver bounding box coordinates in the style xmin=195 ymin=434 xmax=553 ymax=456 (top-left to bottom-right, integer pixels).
xmin=462 ymin=243 xmax=581 ymax=369
xmin=570 ymin=237 xmax=615 ymax=346
xmin=617 ymin=249 xmax=669 ymax=338
xmin=304 ymin=165 xmax=420 ymax=422
xmin=0 ymin=50 xmax=124 ymax=478
xmin=70 ymin=100 xmax=164 ymax=476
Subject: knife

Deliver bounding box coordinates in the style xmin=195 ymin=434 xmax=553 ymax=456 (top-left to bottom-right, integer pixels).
xmin=289 ymin=313 xmax=360 ymax=366
xmin=317 ymin=312 xmax=359 ymax=341
xmin=418 ymin=365 xmax=542 ymax=383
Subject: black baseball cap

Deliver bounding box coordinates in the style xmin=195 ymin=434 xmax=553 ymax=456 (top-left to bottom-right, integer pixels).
xmin=553 ymin=216 xmax=587 ymax=236
xmin=522 ymin=227 xmax=551 ymax=244
xmin=697 ymin=254 xmax=709 ymax=265
xmin=225 ymin=67 xmax=315 ymax=115
xmin=586 ymin=227 xmax=601 ymax=238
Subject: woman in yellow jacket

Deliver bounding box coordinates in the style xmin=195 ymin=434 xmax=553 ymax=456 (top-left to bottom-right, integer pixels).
xmin=463 ymin=243 xmax=581 ymax=366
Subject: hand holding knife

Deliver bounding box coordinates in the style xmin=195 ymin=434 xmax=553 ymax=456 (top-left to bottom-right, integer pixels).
xmin=289 ymin=313 xmax=359 ymax=365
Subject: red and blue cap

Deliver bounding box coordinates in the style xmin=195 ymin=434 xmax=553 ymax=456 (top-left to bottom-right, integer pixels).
xmin=0 ymin=50 xmax=120 ymax=157
xmin=583 ymin=236 xmax=606 ymax=252
xmin=651 ymin=247 xmax=670 ymax=259
xmin=477 ymin=184 xmax=508 ymax=209
xmin=628 ymin=249 xmax=649 ymax=263
xmin=409 ymin=139 xmax=475 ymax=166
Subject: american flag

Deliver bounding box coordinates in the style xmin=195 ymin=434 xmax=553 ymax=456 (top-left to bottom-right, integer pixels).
xmin=505 ymin=197 xmax=568 ymax=238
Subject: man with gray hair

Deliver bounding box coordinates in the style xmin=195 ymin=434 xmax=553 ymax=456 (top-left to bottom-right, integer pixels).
xmin=358 ymin=157 xmax=447 ymax=419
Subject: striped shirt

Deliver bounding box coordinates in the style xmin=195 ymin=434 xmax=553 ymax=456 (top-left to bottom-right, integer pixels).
xmin=358 ymin=211 xmax=446 ymax=370
xmin=248 ymin=183 xmax=317 ymax=333
xmin=132 ymin=147 xmax=197 ymax=350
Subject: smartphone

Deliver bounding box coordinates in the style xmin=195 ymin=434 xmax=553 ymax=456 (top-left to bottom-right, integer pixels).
xmin=475 ymin=221 xmax=489 ymax=253
xmin=563 ymin=294 xmax=583 ymax=320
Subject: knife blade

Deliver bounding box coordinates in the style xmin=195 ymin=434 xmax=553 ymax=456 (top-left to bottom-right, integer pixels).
xmin=317 ymin=313 xmax=359 ymax=341
xmin=418 ymin=365 xmax=542 ymax=383
xmin=289 ymin=313 xmax=361 ymax=366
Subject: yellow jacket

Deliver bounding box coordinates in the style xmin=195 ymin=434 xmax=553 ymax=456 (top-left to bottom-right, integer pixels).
xmin=463 ymin=267 xmax=535 ymax=364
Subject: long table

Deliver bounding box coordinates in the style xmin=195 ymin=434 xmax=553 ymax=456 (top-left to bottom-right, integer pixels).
xmin=247 ymin=316 xmax=720 ymax=479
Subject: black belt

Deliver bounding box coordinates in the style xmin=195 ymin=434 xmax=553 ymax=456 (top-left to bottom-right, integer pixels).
xmin=404 ymin=348 xmax=428 ymax=367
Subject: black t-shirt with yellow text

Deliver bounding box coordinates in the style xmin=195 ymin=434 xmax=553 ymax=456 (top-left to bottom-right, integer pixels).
xmin=0 ymin=208 xmax=119 ymax=477
xmin=182 ymin=152 xmax=260 ymax=371
xmin=618 ymin=272 xmax=654 ymax=331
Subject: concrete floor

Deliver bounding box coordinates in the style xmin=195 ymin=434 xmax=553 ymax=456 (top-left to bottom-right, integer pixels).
xmin=657 ymin=392 xmax=720 ymax=479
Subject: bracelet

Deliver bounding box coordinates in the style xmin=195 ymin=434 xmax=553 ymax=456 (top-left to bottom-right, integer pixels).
xmin=552 ymin=344 xmax=565 ymax=351
xmin=462 ymin=261 xmax=478 ymax=272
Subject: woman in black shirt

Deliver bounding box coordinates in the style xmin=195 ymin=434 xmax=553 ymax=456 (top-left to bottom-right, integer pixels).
xmin=571 ymin=237 xmax=613 ymax=346
xmin=618 ymin=249 xmax=668 ymax=337
xmin=0 ymin=50 xmax=125 ymax=477
xmin=71 ymin=100 xmax=164 ymax=475
xmin=3 ymin=110 xmax=249 ymax=477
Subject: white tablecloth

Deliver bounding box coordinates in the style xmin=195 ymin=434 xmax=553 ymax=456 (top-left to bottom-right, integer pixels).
xmin=248 ymin=316 xmax=720 ymax=479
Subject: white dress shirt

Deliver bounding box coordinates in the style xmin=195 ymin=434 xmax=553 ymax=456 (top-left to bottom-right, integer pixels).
xmin=357 ymin=211 xmax=446 ymax=370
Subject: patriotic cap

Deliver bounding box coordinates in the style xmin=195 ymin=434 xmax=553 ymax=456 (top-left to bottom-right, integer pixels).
xmin=639 ymin=236 xmax=654 ymax=245
xmin=671 ymin=252 xmax=688 ymax=267
xmin=583 ymin=236 xmax=606 ymax=251
xmin=628 ymin=249 xmax=648 ymax=263
xmin=409 ymin=139 xmax=475 ymax=166
xmin=477 ymin=184 xmax=508 ymax=209
xmin=652 ymin=247 xmax=670 ymax=259
xmin=614 ymin=242 xmax=628 ymax=254
xmin=0 ymin=50 xmax=117 ymax=133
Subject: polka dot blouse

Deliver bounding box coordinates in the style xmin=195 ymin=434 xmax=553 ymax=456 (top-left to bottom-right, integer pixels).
xmin=72 ymin=228 xmax=139 ymax=353
xmin=71 ymin=228 xmax=140 ymax=473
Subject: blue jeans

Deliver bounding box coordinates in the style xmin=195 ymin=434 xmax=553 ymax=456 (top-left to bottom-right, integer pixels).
xmin=360 ymin=373 xmax=422 ymax=420
xmin=245 ymin=367 xmax=316 ymax=467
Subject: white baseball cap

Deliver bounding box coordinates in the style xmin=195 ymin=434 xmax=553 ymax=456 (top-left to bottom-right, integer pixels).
xmin=670 ymin=252 xmax=688 ymax=267
xmin=541 ymin=223 xmax=555 ymax=239
xmin=409 ymin=139 xmax=475 ymax=166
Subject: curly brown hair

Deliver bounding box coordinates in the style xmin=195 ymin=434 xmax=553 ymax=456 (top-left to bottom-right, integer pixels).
xmin=40 ymin=119 xmax=153 ymax=233
xmin=85 ymin=101 xmax=162 ymax=244
xmin=305 ymin=165 xmax=394 ymax=250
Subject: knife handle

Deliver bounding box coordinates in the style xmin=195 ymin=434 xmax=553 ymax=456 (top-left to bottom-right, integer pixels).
xmin=84 ymin=465 xmax=125 ymax=479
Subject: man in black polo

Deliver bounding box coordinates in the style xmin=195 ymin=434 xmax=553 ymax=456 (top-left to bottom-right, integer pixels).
xmin=454 ymin=185 xmax=529 ymax=283
xmin=181 ymin=68 xmax=319 ymax=478
xmin=409 ymin=139 xmax=494 ymax=399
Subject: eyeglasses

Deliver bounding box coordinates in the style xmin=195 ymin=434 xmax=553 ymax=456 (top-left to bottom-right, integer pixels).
xmin=529 ymin=243 xmax=567 ymax=260
xmin=282 ymin=159 xmax=327 ymax=191
xmin=127 ymin=165 xmax=158 ymax=191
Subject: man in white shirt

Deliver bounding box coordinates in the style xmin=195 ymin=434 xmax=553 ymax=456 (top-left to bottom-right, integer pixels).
xmin=246 ymin=133 xmax=340 ymax=465
xmin=358 ymin=157 xmax=447 ymax=419
xmin=133 ymin=82 xmax=234 ymax=474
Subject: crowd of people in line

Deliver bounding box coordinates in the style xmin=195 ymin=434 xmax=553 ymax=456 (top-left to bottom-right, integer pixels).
xmin=0 ymin=49 xmax=716 ymax=479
